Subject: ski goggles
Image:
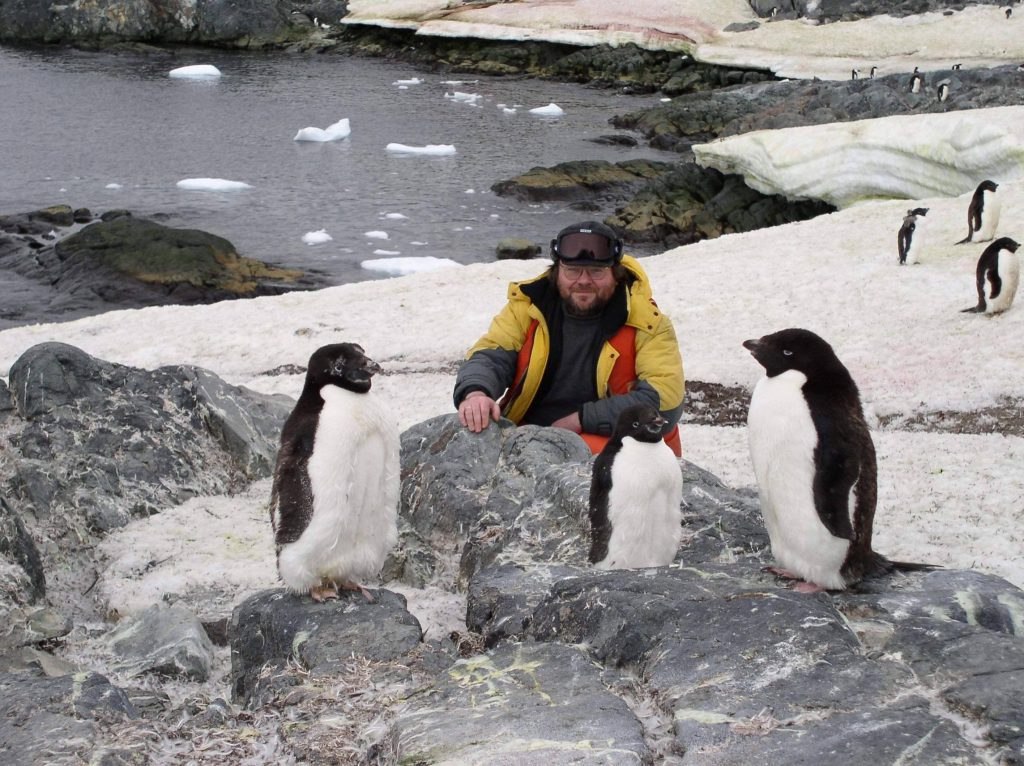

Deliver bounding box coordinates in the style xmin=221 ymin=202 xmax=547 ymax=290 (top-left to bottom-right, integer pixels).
xmin=551 ymin=231 xmax=618 ymax=265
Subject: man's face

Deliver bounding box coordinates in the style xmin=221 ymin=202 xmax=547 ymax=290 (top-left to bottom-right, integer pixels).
xmin=556 ymin=263 xmax=617 ymax=317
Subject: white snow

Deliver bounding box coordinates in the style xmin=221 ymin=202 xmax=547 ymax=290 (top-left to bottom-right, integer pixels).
xmin=360 ymin=255 xmax=461 ymax=275
xmin=176 ymin=178 xmax=252 ymax=191
xmin=168 ymin=64 xmax=222 ymax=79
xmin=293 ymin=117 xmax=352 ymax=142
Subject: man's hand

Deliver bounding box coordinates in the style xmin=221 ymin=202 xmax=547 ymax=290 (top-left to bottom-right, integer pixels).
xmin=458 ymin=391 xmax=501 ymax=433
xmin=550 ymin=412 xmax=582 ymax=433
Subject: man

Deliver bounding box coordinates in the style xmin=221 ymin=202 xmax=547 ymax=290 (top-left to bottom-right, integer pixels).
xmin=453 ymin=220 xmax=685 ymax=455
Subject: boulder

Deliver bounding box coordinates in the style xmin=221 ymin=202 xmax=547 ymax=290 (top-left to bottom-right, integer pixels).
xmin=495 ymin=238 xmax=542 ymax=260
xmin=107 ymin=603 xmax=216 ymax=682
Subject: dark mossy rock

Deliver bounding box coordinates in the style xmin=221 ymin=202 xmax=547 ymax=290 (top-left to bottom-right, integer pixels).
xmin=492 ymin=159 xmax=674 ymax=203
xmin=608 ymin=164 xmax=835 ymax=247
xmin=495 ymin=238 xmax=542 ymax=260
xmin=55 ymin=214 xmax=302 ymax=296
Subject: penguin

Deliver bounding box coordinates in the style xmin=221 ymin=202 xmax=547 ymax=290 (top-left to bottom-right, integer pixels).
xmin=269 ymin=342 xmax=399 ymax=602
xmin=909 ymin=72 xmax=923 ymax=93
xmin=937 ymin=81 xmax=950 ymax=102
xmin=951 ymin=63 xmax=962 ymax=71
xmin=961 ymin=237 xmax=1021 ymax=314
xmin=897 ymin=207 xmax=929 ymax=265
xmin=957 ymin=179 xmax=1000 ymax=244
xmin=588 ymin=404 xmax=683 ymax=570
xmin=1006 ymin=7 xmax=1012 ymax=19
xmin=851 ymin=68 xmax=860 ymax=80
xmin=869 ymin=66 xmax=877 ymax=78
xmin=743 ymin=328 xmax=933 ymax=592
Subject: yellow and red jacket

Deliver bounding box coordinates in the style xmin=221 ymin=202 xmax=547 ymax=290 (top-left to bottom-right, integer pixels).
xmin=455 ymin=255 xmax=685 ymax=455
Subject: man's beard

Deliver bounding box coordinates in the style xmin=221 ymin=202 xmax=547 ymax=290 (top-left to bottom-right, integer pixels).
xmin=562 ymin=291 xmax=611 ymax=318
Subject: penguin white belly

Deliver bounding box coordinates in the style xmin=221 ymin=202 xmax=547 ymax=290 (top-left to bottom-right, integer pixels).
xmin=596 ymin=438 xmax=683 ymax=570
xmin=904 ymin=222 xmax=925 ymax=265
xmin=277 ymin=386 xmax=399 ymax=592
xmin=747 ymin=372 xmax=850 ymax=589
xmin=988 ymin=250 xmax=1020 ymax=314
xmin=978 ymin=194 xmax=1001 ymax=241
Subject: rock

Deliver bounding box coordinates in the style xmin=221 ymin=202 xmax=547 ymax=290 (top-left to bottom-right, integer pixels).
xmin=391 ymin=642 xmax=650 ymax=764
xmin=0 ymin=341 xmax=292 ymax=625
xmin=0 ymin=207 xmax=312 ymax=327
xmin=492 ymin=158 xmax=674 ymax=203
xmin=495 ymin=237 xmax=542 ymax=260
xmin=107 ymin=603 xmax=216 ymax=682
xmin=229 ymin=588 xmax=423 ymax=706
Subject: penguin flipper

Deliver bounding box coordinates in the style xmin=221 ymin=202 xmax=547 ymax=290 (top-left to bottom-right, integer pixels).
xmin=588 ymin=455 xmax=614 ymax=564
xmin=812 ymin=446 xmax=857 ymax=541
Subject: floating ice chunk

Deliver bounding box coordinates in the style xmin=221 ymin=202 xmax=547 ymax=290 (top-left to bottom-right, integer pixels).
xmin=529 ymin=103 xmax=565 ymax=117
xmin=302 ymin=229 xmax=332 ymax=245
xmin=385 ymin=143 xmax=456 ymax=156
xmin=105 ymin=183 xmax=123 ymax=189
xmin=383 ymin=212 xmax=408 ymax=220
xmin=373 ymin=249 xmax=401 ymax=256
xmin=365 ymin=230 xmax=389 ymax=240
xmin=169 ymin=65 xmax=222 ymax=79
xmin=176 ymin=178 xmax=252 ymax=191
xmin=445 ymin=91 xmax=481 ymax=104
xmin=293 ymin=118 xmax=351 ymax=142
xmin=394 ymin=77 xmax=423 ymax=86
xmin=501 ymin=107 xmax=517 ymax=115
xmin=361 ymin=256 xmax=460 ymax=276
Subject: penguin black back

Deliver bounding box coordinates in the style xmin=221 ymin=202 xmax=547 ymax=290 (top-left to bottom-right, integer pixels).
xmin=957 ymin=180 xmax=999 ymax=244
xmin=962 ymin=237 xmax=1021 ymax=314
xmin=588 ymin=404 xmax=668 ymax=564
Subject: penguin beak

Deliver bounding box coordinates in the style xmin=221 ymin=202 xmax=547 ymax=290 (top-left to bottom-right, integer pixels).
xmin=742 ymin=338 xmax=760 ymax=353
xmin=363 ymin=357 xmax=382 ymax=375
xmin=647 ymin=415 xmax=667 ymax=435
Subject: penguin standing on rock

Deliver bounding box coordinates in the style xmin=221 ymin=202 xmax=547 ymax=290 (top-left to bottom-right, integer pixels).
xmin=588 ymin=404 xmax=683 ymax=570
xmin=898 ymin=207 xmax=929 ymax=265
xmin=957 ymin=179 xmax=1000 ymax=244
xmin=269 ymin=343 xmax=399 ymax=602
xmin=962 ymin=237 xmax=1021 ymax=314
xmin=743 ymin=329 xmax=934 ymax=592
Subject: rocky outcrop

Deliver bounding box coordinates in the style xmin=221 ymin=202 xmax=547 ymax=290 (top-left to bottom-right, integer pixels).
xmin=0 ymin=0 xmax=349 ymax=47
xmin=0 ymin=206 xmax=309 ymax=327
xmin=748 ymin=0 xmax=1012 ymax=22
xmin=0 ymin=341 xmax=292 ymax=632
xmin=493 ymin=160 xmax=834 ymax=247
xmin=0 ymin=349 xmax=1022 ymax=763
xmin=614 ymin=65 xmax=1024 ymax=152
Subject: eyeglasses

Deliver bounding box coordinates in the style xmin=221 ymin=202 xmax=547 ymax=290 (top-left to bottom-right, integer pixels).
xmin=560 ymin=263 xmax=614 ymax=281
xmin=552 ymin=231 xmax=616 ymax=263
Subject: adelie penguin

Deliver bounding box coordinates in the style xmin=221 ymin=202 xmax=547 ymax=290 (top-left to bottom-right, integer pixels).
xmin=588 ymin=404 xmax=683 ymax=570
xmin=898 ymin=207 xmax=929 ymax=265
xmin=269 ymin=342 xmax=400 ymax=602
xmin=957 ymin=179 xmax=1001 ymax=244
xmin=962 ymin=237 xmax=1021 ymax=315
xmin=743 ymin=329 xmax=934 ymax=592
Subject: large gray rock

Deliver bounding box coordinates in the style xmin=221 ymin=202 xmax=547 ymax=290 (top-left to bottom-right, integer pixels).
xmin=0 ymin=341 xmax=293 ymax=625
xmin=107 ymin=603 xmax=216 ymax=682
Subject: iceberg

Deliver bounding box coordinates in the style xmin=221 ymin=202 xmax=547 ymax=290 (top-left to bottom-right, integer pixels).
xmin=529 ymin=103 xmax=565 ymax=117
xmin=169 ymin=65 xmax=222 ymax=79
xmin=302 ymin=229 xmax=333 ymax=245
xmin=360 ymin=256 xmax=460 ymax=276
xmin=385 ymin=143 xmax=457 ymax=156
xmin=176 ymin=178 xmax=252 ymax=191
xmin=293 ymin=118 xmax=351 ymax=143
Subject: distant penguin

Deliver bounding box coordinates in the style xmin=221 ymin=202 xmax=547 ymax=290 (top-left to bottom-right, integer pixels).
xmin=851 ymin=68 xmax=860 ymax=80
xmin=1007 ymin=7 xmax=1012 ymax=19
xmin=961 ymin=237 xmax=1021 ymax=314
xmin=951 ymin=63 xmax=962 ymax=71
xmin=743 ymin=329 xmax=934 ymax=592
xmin=269 ymin=343 xmax=399 ymax=602
xmin=588 ymin=404 xmax=683 ymax=570
xmin=898 ymin=207 xmax=929 ymax=264
xmin=869 ymin=66 xmax=877 ymax=78
xmin=937 ymin=81 xmax=950 ymax=102
xmin=957 ymin=179 xmax=1000 ymax=244
xmin=910 ymin=72 xmax=923 ymax=93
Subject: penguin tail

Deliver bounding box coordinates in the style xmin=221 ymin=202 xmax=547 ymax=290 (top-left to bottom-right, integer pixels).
xmin=887 ymin=559 xmax=941 ymax=573
xmin=961 ymin=305 xmax=983 ymax=313
xmin=955 ymin=234 xmax=973 ymax=245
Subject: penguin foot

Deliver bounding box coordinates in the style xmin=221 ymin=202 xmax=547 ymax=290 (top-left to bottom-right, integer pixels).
xmin=762 ymin=565 xmax=802 ymax=581
xmin=309 ymin=583 xmax=340 ymax=602
xmin=792 ymin=581 xmax=828 ymax=594
xmin=339 ymin=580 xmax=376 ymax=603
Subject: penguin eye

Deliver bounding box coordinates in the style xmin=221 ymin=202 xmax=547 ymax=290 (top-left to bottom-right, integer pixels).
xmin=632 ymin=421 xmax=640 ymax=429
xmin=782 ymin=349 xmax=793 ymax=357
